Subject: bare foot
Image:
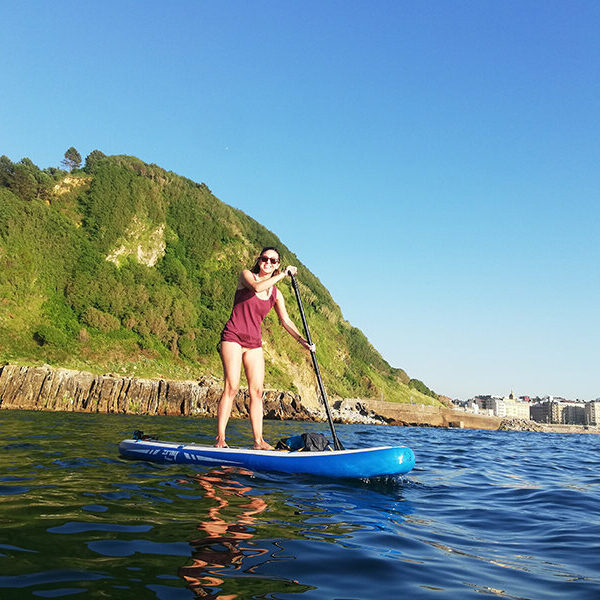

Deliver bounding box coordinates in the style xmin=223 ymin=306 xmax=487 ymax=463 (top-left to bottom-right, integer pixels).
xmin=215 ymin=438 xmax=229 ymax=448
xmin=253 ymin=441 xmax=274 ymax=451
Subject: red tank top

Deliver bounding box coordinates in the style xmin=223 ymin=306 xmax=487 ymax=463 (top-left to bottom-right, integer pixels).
xmin=221 ymin=285 xmax=278 ymax=349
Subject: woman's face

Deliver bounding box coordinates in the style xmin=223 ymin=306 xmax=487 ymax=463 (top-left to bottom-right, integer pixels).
xmin=257 ymin=249 xmax=280 ymax=275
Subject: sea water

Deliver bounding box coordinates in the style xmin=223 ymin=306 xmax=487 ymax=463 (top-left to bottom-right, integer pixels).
xmin=0 ymin=410 xmax=599 ymax=599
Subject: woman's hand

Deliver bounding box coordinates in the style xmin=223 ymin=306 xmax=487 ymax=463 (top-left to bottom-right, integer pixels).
xmin=285 ymin=266 xmax=297 ymax=277
xmin=298 ymin=338 xmax=316 ymax=352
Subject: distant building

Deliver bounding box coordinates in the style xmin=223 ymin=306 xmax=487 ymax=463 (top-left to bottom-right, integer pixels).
xmin=585 ymin=401 xmax=600 ymax=426
xmin=473 ymin=395 xmax=505 ymax=417
xmin=561 ymin=402 xmax=586 ymax=425
xmin=531 ymin=399 xmax=587 ymax=425
xmin=471 ymin=392 xmax=529 ymax=419
xmin=465 ymin=397 xmax=491 ymax=415
xmin=530 ymin=400 xmax=558 ymax=424
xmin=465 ymin=398 xmax=479 ymax=414
xmin=503 ymin=391 xmax=530 ymax=420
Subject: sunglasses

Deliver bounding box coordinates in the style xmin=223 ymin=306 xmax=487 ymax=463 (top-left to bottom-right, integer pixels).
xmin=259 ymin=256 xmax=279 ymax=265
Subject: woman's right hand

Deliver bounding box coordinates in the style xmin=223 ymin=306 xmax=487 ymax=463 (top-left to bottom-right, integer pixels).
xmin=285 ymin=266 xmax=297 ymax=277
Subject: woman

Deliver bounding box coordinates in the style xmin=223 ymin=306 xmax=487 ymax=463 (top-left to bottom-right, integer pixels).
xmin=216 ymin=247 xmax=314 ymax=449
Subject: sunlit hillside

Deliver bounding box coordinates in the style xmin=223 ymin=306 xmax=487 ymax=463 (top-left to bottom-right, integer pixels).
xmin=0 ymin=151 xmax=439 ymax=406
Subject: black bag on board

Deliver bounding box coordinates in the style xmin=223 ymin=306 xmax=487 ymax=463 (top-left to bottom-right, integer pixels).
xmin=275 ymin=432 xmax=331 ymax=452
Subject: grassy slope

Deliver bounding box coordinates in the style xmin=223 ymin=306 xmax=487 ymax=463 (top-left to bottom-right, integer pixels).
xmin=0 ymin=154 xmax=438 ymax=406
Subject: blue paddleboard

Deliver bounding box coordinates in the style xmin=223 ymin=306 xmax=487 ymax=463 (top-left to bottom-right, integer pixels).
xmin=118 ymin=438 xmax=415 ymax=479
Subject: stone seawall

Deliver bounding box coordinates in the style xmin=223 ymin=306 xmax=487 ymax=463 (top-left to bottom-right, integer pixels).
xmin=0 ymin=364 xmax=315 ymax=421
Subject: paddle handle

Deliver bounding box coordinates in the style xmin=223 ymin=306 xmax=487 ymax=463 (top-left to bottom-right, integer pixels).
xmin=290 ymin=274 xmax=344 ymax=450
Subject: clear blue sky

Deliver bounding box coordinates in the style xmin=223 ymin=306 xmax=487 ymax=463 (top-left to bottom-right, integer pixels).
xmin=2 ymin=1 xmax=599 ymax=400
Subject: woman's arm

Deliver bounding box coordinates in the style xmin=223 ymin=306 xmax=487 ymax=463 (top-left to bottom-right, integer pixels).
xmin=240 ymin=266 xmax=296 ymax=293
xmin=273 ymin=290 xmax=316 ymax=352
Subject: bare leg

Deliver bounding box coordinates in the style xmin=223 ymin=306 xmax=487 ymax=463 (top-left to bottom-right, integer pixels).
xmin=242 ymin=347 xmax=273 ymax=450
xmin=216 ymin=341 xmax=242 ymax=447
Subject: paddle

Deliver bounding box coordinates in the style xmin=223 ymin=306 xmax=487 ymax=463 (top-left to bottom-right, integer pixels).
xmin=290 ymin=274 xmax=344 ymax=450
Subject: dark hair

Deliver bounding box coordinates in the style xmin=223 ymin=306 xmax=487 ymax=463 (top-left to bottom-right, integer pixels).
xmin=251 ymin=246 xmax=281 ymax=276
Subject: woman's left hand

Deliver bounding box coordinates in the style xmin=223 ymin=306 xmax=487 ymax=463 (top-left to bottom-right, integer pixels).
xmin=285 ymin=266 xmax=297 ymax=277
xmin=299 ymin=339 xmax=315 ymax=352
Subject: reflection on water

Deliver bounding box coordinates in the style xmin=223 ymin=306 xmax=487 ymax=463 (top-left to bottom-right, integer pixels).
xmin=178 ymin=466 xmax=413 ymax=599
xmin=0 ymin=411 xmax=599 ymax=599
xmin=180 ymin=467 xmax=272 ymax=599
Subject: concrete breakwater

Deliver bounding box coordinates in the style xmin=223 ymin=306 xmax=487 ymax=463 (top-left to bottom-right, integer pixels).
xmin=361 ymin=399 xmax=503 ymax=430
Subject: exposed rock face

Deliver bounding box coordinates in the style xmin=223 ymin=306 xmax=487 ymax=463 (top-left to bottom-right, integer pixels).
xmin=105 ymin=217 xmax=166 ymax=268
xmin=53 ymin=175 xmax=91 ymax=196
xmin=332 ymin=399 xmax=387 ymax=425
xmin=0 ymin=364 xmax=315 ymax=421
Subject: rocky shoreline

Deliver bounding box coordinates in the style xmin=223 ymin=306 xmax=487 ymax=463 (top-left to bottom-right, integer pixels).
xmin=1 ymin=364 xmax=597 ymax=434
xmin=0 ymin=364 xmax=384 ymax=425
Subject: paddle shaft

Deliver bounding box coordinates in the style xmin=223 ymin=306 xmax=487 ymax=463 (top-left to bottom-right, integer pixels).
xmin=290 ymin=274 xmax=344 ymax=450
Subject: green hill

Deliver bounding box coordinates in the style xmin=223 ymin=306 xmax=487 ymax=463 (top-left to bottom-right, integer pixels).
xmin=0 ymin=151 xmax=438 ymax=406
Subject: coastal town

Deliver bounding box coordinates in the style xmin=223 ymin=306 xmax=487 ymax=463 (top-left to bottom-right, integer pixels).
xmin=452 ymin=392 xmax=600 ymax=426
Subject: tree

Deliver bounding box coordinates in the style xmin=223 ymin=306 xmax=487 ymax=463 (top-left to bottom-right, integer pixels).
xmin=84 ymin=149 xmax=107 ymax=173
xmin=10 ymin=163 xmax=38 ymax=201
xmin=0 ymin=155 xmax=14 ymax=187
xmin=62 ymin=147 xmax=82 ymax=172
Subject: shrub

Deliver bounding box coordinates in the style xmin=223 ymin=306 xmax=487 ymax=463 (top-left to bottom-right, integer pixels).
xmin=34 ymin=325 xmax=68 ymax=348
xmin=178 ymin=335 xmax=198 ymax=361
xmin=83 ymin=307 xmax=121 ymax=332
xmin=408 ymin=378 xmax=438 ymax=399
